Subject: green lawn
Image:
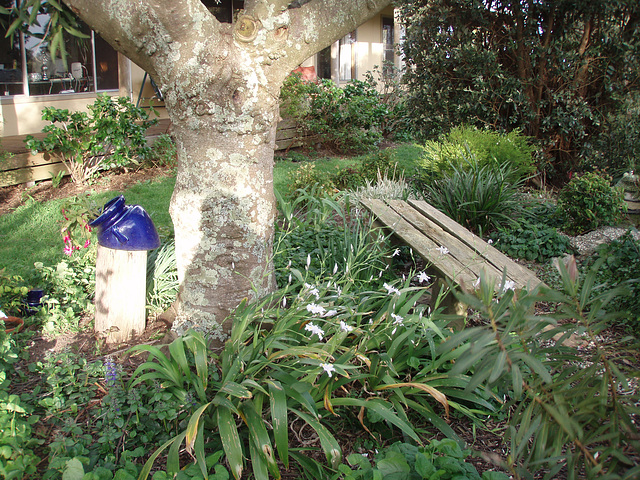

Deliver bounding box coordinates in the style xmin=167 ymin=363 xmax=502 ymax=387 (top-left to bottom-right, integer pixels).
xmin=0 ymin=145 xmax=422 ymax=281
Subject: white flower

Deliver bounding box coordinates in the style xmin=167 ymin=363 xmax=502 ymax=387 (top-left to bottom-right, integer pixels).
xmin=282 ymin=297 xmax=287 ymax=308
xmin=320 ymin=363 xmax=336 ymax=378
xmin=307 ymin=303 xmax=327 ymax=316
xmin=383 ymin=282 xmax=400 ymax=295
xmin=391 ymin=313 xmax=404 ymax=325
xmin=487 ymin=239 xmax=494 ymax=245
xmin=288 ymin=274 xmax=292 ymax=284
xmin=339 ymin=320 xmax=354 ymax=332
xmin=437 ymin=245 xmax=449 ymax=255
xmin=304 ymin=283 xmax=320 ymax=299
xmin=473 ymin=277 xmax=481 ymax=288
xmin=417 ymin=272 xmax=431 ymax=284
xmin=392 ymin=248 xmax=401 ymax=257
xmin=502 ymin=280 xmax=516 ymax=292
xmin=323 ymin=309 xmax=338 ymax=318
xmin=305 ymin=322 xmax=325 ymax=340
xmin=306 ymin=254 xmax=311 ymax=269
xmin=336 ymin=286 xmax=342 ymax=296
xmin=287 ymin=259 xmax=292 ymax=268
xmin=333 ymin=263 xmax=338 ymax=274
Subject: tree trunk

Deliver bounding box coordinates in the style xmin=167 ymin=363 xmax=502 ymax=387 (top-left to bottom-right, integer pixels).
xmin=166 ymin=68 xmax=281 ymax=340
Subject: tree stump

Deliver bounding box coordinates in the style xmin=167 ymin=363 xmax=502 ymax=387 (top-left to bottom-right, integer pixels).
xmin=95 ymin=244 xmax=147 ymax=344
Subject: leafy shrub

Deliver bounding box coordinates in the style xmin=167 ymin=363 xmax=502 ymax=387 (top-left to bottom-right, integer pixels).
xmin=25 ymin=94 xmax=157 ymax=184
xmin=33 ymin=254 xmax=96 ymax=335
xmin=557 ymin=172 xmax=626 ymax=235
xmin=146 ymin=134 xmax=177 ymax=168
xmin=443 ymin=259 xmax=640 ymax=478
xmin=287 ymin=164 xmax=337 ymax=199
xmin=280 ymin=74 xmax=386 ymax=153
xmin=587 ymin=231 xmax=640 ymax=333
xmin=0 ymin=269 xmax=29 ymax=316
xmin=341 ymin=440 xmax=508 ymax=480
xmin=359 ymin=149 xmax=398 ymax=184
xmin=419 ymin=126 xmax=536 ymax=181
xmin=490 ymin=220 xmax=573 ymax=262
xmin=418 ymin=158 xmax=526 ymax=235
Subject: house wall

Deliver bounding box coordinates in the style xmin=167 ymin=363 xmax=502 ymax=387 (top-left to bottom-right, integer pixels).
xmin=300 ymin=6 xmax=399 ymax=86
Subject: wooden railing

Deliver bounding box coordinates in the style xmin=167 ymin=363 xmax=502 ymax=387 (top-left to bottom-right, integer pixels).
xmin=0 ymin=117 xmax=311 ymax=188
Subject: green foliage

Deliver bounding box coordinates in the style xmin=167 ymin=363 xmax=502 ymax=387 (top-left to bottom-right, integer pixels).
xmin=587 ymin=231 xmax=640 ymax=333
xmin=274 ymin=189 xmax=390 ymax=287
xmin=146 ymin=134 xmax=177 ymax=168
xmin=490 ymin=220 xmax=573 ymax=262
xmin=418 ymin=158 xmax=527 ymax=236
xmin=441 ymin=259 xmax=640 ymax=478
xmin=557 ymin=172 xmax=626 ymax=235
xmin=0 ymin=269 xmax=29 ymax=317
xmin=399 ymin=0 xmax=640 ymax=180
xmin=280 ymin=74 xmax=386 ymax=154
xmin=588 ymin=91 xmax=640 ymax=178
xmin=33 ymin=254 xmax=96 ymax=335
xmin=0 ymin=328 xmax=41 ymax=479
xmin=419 ymin=127 xmax=537 ymax=182
xmin=285 ymin=150 xmax=402 ymax=199
xmin=146 ymin=239 xmax=179 ymax=314
xmin=25 ymin=94 xmax=157 ymax=184
xmin=340 ymin=440 xmax=508 ymax=480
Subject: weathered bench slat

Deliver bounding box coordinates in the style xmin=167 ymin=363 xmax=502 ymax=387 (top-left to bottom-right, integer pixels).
xmin=386 ymin=199 xmax=516 ymax=288
xmin=361 ymin=198 xmax=546 ymax=294
xmin=408 ymin=199 xmax=543 ymax=289
xmin=361 ymin=198 xmax=479 ymax=286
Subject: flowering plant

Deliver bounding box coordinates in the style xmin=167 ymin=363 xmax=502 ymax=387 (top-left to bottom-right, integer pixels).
xmin=60 ymin=195 xmax=100 ymax=256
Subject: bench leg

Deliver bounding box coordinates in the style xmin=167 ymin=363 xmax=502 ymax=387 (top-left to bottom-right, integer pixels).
xmin=431 ymin=278 xmax=467 ymax=330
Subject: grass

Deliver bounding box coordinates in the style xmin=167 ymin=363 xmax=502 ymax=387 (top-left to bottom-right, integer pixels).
xmin=0 ymin=175 xmax=176 ymax=281
xmin=1 ymin=145 xmax=422 ymax=281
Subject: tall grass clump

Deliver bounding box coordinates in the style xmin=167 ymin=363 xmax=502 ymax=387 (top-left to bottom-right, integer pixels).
xmin=418 ymin=157 xmax=527 ymax=235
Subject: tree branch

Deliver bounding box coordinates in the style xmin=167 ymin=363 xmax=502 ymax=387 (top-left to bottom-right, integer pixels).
xmin=62 ymin=0 xmax=221 ymax=77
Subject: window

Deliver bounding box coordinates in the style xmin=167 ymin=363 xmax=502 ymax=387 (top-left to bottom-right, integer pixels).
xmin=0 ymin=4 xmax=119 ymax=96
xmin=339 ymin=31 xmax=357 ymax=82
xmin=316 ymin=45 xmax=332 ymax=80
xmin=382 ymin=16 xmax=394 ymax=77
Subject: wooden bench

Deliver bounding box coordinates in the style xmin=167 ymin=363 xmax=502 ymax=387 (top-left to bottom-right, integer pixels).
xmin=361 ymin=198 xmax=546 ymax=316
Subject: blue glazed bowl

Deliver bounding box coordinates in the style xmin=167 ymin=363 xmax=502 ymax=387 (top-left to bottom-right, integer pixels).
xmin=89 ymin=195 xmax=161 ymax=251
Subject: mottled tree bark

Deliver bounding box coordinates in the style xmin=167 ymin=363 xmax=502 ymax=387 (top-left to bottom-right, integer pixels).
xmin=62 ymin=0 xmax=391 ymax=338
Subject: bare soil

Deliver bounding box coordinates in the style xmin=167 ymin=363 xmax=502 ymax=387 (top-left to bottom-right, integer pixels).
xmin=0 ymin=166 xmax=171 ymax=217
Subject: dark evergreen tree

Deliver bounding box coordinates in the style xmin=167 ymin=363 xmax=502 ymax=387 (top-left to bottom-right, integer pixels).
xmin=399 ymin=0 xmax=640 ymax=182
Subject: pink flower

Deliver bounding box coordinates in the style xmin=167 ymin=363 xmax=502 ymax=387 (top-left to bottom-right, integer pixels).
xmin=63 ymin=234 xmax=71 ymax=244
xmin=63 ymin=245 xmax=74 ymax=256
xmin=83 ymin=239 xmax=91 ymax=248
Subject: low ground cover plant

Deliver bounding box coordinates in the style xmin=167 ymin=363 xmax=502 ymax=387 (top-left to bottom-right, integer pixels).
xmin=490 ymin=219 xmax=573 ymax=262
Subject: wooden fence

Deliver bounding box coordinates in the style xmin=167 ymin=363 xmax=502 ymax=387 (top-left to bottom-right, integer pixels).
xmin=0 ymin=118 xmax=311 ymax=188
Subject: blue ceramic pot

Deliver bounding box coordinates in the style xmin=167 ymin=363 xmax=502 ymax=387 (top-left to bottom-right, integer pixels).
xmin=89 ymin=195 xmax=161 ymax=251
